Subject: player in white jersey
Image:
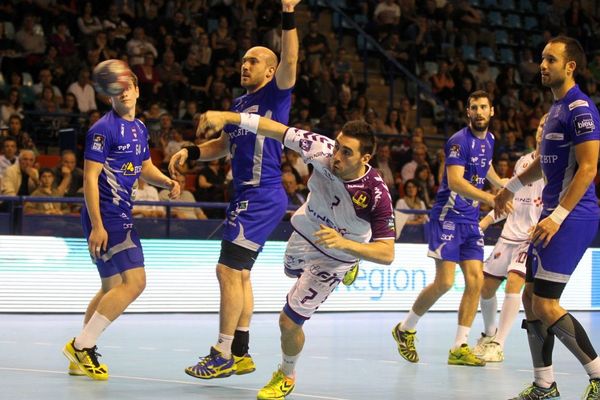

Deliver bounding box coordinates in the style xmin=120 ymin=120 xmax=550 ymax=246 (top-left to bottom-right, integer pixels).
xmin=473 ymin=114 xmax=546 ymax=363
xmin=196 ymin=110 xmax=395 ymax=400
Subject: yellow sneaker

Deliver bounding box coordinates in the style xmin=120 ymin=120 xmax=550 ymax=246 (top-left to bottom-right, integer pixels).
xmin=342 ymin=262 xmax=359 ymax=286
xmin=62 ymin=338 xmax=109 ymax=380
xmin=448 ymin=344 xmax=486 ymax=366
xmin=68 ymin=361 xmax=85 ymax=376
xmin=234 ymin=353 xmax=256 ymax=375
xmin=257 ymin=369 xmax=295 ymax=400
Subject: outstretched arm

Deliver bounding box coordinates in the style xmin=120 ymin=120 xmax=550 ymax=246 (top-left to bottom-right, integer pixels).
xmin=275 ymin=0 xmax=300 ymax=90
xmin=198 ymin=111 xmax=289 ymax=143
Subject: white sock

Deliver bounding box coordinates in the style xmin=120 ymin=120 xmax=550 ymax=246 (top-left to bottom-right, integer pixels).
xmin=400 ymin=309 xmax=421 ymax=331
xmin=281 ymin=352 xmax=299 ymax=377
xmin=74 ymin=312 xmax=111 ymax=349
xmin=215 ymin=333 xmax=234 ymax=358
xmin=453 ymin=325 xmax=471 ymax=350
xmin=480 ymin=295 xmax=498 ymax=337
xmin=584 ymin=357 xmax=600 ymax=379
xmin=495 ymin=293 xmax=521 ymax=348
xmin=236 ymin=326 xmax=249 ymax=332
xmin=534 ymin=365 xmax=554 ymax=388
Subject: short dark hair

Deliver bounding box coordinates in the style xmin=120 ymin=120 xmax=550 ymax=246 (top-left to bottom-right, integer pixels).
xmin=39 ymin=167 xmax=55 ymax=177
xmin=467 ymin=90 xmax=492 ymax=108
xmin=340 ymin=120 xmax=375 ymax=155
xmin=548 ymin=35 xmax=586 ymax=74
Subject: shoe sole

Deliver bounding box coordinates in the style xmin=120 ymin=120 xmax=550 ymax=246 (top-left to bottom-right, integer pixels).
xmin=447 ymin=359 xmax=486 ymax=367
xmin=257 ymin=385 xmax=295 ymax=400
xmin=391 ymin=327 xmax=419 ymax=363
xmin=184 ymin=368 xmax=236 ymax=380
xmin=62 ymin=346 xmax=108 ymax=381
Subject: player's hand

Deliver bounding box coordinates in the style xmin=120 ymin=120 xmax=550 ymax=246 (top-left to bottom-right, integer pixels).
xmin=166 ymin=178 xmax=180 ymax=199
xmin=530 ymin=216 xmax=560 ymax=248
xmin=282 ymin=0 xmax=301 ymax=11
xmin=494 ymin=188 xmax=514 ymax=217
xmin=168 ymin=148 xmax=188 ymax=178
xmin=89 ymin=226 xmax=108 ymax=259
xmin=198 ymin=111 xmax=226 ymax=136
xmin=314 ymin=224 xmax=347 ymax=250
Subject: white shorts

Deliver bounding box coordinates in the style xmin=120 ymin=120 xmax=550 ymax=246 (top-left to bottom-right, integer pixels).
xmin=283 ymin=232 xmax=355 ymax=324
xmin=483 ymin=237 xmax=529 ymax=279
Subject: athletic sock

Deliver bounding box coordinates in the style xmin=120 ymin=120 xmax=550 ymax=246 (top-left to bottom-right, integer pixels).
xmin=480 ymin=295 xmax=498 ymax=337
xmin=495 ymin=293 xmax=521 ymax=347
xmin=74 ymin=312 xmax=111 ymax=350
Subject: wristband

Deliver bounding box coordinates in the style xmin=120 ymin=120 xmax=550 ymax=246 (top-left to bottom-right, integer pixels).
xmin=184 ymin=145 xmax=201 ymax=161
xmin=282 ymin=12 xmax=296 ymax=30
xmin=240 ymin=112 xmax=260 ymax=133
xmin=548 ymin=205 xmax=570 ymax=225
xmin=505 ymin=176 xmax=524 ymax=193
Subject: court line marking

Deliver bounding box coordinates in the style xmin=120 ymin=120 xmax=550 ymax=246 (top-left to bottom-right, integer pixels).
xmin=0 ymin=367 xmax=351 ymax=400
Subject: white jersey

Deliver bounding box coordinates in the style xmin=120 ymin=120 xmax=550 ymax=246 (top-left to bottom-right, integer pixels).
xmin=496 ymin=152 xmax=544 ymax=242
xmin=283 ymin=128 xmax=396 ymax=263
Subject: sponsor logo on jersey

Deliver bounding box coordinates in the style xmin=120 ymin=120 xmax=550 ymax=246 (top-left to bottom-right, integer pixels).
xmin=92 ymin=134 xmax=105 ymax=152
xmin=574 ymin=113 xmax=595 ymax=135
xmin=352 ymin=191 xmax=370 ymax=208
xmin=117 ymin=143 xmax=131 ymax=152
xmin=120 ymin=162 xmax=141 ymax=176
xmin=387 ymin=218 xmax=395 ymax=231
xmin=544 ymin=132 xmax=564 ymax=140
xmin=470 ymin=156 xmax=479 ymax=164
xmin=449 ymin=144 xmax=460 ymax=158
xmin=540 ymin=154 xmax=559 ymax=164
xmin=568 ymin=99 xmax=589 ymax=110
xmin=243 ymin=105 xmax=259 ymax=113
xmin=442 ymin=221 xmax=455 ymax=231
xmin=299 ymin=138 xmax=312 ymax=152
xmin=440 ymin=233 xmax=454 ymax=241
xmin=470 ymin=174 xmax=486 ymax=186
xmin=310 ymin=265 xmax=342 ymax=287
xmin=534 ymin=197 xmax=543 ymax=207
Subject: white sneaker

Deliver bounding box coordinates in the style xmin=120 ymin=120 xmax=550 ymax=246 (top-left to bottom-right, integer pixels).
xmin=480 ymin=341 xmax=504 ymax=362
xmin=473 ymin=332 xmax=496 ymax=356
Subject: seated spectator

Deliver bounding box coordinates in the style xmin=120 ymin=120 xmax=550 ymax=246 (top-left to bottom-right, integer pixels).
xmin=316 ymin=105 xmax=345 ymax=138
xmin=8 ymin=115 xmax=37 ymax=154
xmin=282 ymin=171 xmax=307 ymax=220
xmin=32 ymin=68 xmax=63 ymax=106
xmin=383 ymin=108 xmax=402 ymax=135
xmin=77 ymin=2 xmax=103 ymax=47
xmin=24 ymin=168 xmax=68 ymax=215
xmin=67 ymin=68 xmax=97 ymax=113
xmin=35 ymin=85 xmax=60 ymax=113
xmin=159 ymin=171 xmax=207 ymax=219
xmin=495 ymin=158 xmax=511 ymax=180
xmin=302 ymin=20 xmax=329 ymax=62
xmin=53 ymin=149 xmax=84 ymax=197
xmin=15 ymin=14 xmax=46 ymax=65
xmin=401 ymin=143 xmax=428 ymax=182
xmin=374 ymin=0 xmax=401 ymax=33
xmin=162 ymin=130 xmax=192 ymax=169
xmin=395 ymin=179 xmax=429 ymax=233
xmin=5 ymin=72 xmax=35 ymax=107
xmin=127 ymin=27 xmax=158 ymax=67
xmin=49 ymin=20 xmax=77 ymax=68
xmin=1 ymin=149 xmax=38 ymax=196
xmin=370 ymin=143 xmax=397 ymax=193
xmin=413 ymin=164 xmax=435 ymax=208
xmin=132 ymin=178 xmax=165 ymax=218
xmin=1 ymin=88 xmax=24 ymax=125
xmin=497 ymin=130 xmax=524 ymax=162
xmin=0 ymin=137 xmax=18 ymax=178
xmin=102 ymin=4 xmax=131 ymax=49
xmin=195 ymin=159 xmax=227 ymax=219
xmin=398 ymin=97 xmax=416 ymax=133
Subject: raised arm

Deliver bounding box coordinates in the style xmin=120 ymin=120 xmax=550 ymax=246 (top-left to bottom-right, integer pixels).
xmin=275 ymin=0 xmax=300 ymax=90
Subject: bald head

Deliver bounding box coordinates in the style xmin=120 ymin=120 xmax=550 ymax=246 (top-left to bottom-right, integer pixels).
xmin=248 ymin=46 xmax=278 ymax=67
xmin=241 ymin=46 xmax=279 ymax=92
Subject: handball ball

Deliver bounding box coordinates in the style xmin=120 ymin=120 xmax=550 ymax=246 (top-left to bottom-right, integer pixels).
xmin=93 ymin=60 xmax=131 ymax=97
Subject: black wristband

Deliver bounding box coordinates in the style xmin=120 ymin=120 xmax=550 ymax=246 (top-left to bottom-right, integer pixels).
xmin=282 ymin=12 xmax=295 ymax=30
xmin=184 ymin=145 xmax=201 ymax=161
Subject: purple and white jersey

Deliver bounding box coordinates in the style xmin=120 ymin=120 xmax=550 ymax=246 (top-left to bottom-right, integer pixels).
xmin=283 ymin=128 xmax=396 ymax=263
xmin=540 ymin=84 xmax=600 ymax=219
xmin=83 ymin=110 xmax=150 ymax=226
xmin=431 ymin=127 xmax=495 ymax=224
xmin=224 ymin=78 xmax=293 ymax=189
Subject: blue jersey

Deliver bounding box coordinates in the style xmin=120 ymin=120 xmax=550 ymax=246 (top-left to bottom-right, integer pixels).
xmin=224 ymin=78 xmax=292 ymax=189
xmin=83 ymin=110 xmax=150 ymax=227
xmin=540 ymin=84 xmax=600 ymax=220
xmin=430 ymin=127 xmax=495 ymax=223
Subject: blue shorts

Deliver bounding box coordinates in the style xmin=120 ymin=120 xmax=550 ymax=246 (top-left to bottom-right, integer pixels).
xmin=427 ymin=219 xmax=484 ymax=263
xmin=222 ymin=185 xmax=287 ymax=252
xmin=528 ymin=217 xmax=598 ymax=285
xmin=81 ymin=212 xmax=144 ymax=278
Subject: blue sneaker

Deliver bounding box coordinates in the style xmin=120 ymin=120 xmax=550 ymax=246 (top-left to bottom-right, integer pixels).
xmin=509 ymin=382 xmax=560 ymax=399
xmin=185 ymin=347 xmax=236 ymax=379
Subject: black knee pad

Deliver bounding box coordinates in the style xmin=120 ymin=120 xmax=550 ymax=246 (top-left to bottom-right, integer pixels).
xmin=218 ymin=240 xmax=259 ymax=271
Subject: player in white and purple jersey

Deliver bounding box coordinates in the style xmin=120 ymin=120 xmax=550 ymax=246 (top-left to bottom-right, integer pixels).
xmin=169 ymin=0 xmax=300 ymax=380
xmin=496 ymin=37 xmax=600 ymax=400
xmin=196 ymin=110 xmax=395 ymax=400
xmin=393 ymin=90 xmax=508 ymax=367
xmin=473 ymin=114 xmax=546 ymax=363
xmin=62 ymin=72 xmax=180 ymax=380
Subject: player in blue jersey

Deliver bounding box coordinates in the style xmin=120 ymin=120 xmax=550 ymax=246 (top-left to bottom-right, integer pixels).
xmin=62 ymin=71 xmax=180 ymax=380
xmin=168 ymin=0 xmax=300 ymax=379
xmin=496 ymin=36 xmax=600 ymax=400
xmin=392 ymin=90 xmax=509 ymax=366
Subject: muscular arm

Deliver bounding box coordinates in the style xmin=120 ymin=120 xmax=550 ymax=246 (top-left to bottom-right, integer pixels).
xmin=447 ymin=164 xmax=494 ymax=207
xmin=275 ymin=0 xmax=299 ymax=90
xmin=140 ymin=159 xmax=176 ymax=189
xmin=557 ymin=140 xmax=599 ymax=211
xmin=201 ymin=111 xmax=289 ymax=143
xmin=486 ymin=165 xmax=506 ymax=188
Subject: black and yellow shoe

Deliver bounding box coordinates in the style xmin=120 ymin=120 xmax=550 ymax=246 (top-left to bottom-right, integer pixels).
xmin=392 ymin=322 xmax=419 ymax=363
xmin=342 ymin=263 xmax=359 ymax=286
xmin=509 ymin=382 xmax=560 ymax=399
xmin=68 ymin=361 xmax=85 ymax=376
xmin=257 ymin=369 xmax=295 ymax=400
xmin=583 ymin=378 xmax=600 ymax=400
xmin=62 ymin=338 xmax=109 ymax=380
xmin=448 ymin=344 xmax=486 ymax=367
xmin=234 ymin=353 xmax=256 ymax=375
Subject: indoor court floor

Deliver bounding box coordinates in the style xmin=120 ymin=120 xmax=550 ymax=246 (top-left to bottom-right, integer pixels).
xmin=1 ymin=311 xmax=598 ymax=400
